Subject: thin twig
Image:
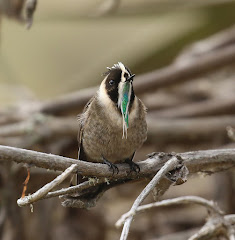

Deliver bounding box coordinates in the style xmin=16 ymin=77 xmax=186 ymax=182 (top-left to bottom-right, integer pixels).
xmin=189 ymin=216 xmax=227 ymax=240
xmin=17 ymin=164 xmax=77 ymax=207
xmin=44 ymin=178 xmax=107 ymax=199
xmin=116 ymin=196 xmax=223 ymax=227
xmin=119 ymin=156 xmax=180 ymax=240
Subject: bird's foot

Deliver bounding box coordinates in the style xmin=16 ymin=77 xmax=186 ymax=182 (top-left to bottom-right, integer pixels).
xmin=125 ymin=159 xmax=140 ymax=173
xmin=102 ymin=156 xmax=119 ymax=175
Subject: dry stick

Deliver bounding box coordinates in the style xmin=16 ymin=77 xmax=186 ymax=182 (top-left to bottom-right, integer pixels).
xmin=39 ymin=45 xmax=235 ymax=115
xmin=134 ymin=44 xmax=235 ymax=94
xmin=226 ymin=214 xmax=235 ymax=224
xmin=1 ymin=115 xmax=235 ymax=145
xmin=17 ymin=164 xmax=77 ymax=207
xmin=151 ymin=97 xmax=235 ymax=118
xmin=120 ymin=214 xmax=235 ymax=240
xmin=40 ymin=87 xmax=97 ymax=115
xmin=0 ymin=145 xmax=235 ymax=178
xmin=116 ymin=196 xmax=223 ymax=227
xmin=119 ymin=156 xmax=180 ymax=240
xmin=176 ymin=25 xmax=235 ymax=62
xmin=117 ymin=197 xmax=235 ymax=240
xmin=0 ymin=146 xmax=234 ymax=209
xmin=226 ymin=215 xmax=235 ymax=240
xmin=147 ymin=115 xmax=235 ymax=144
xmin=1 ymin=27 xmax=235 ymax=118
xmin=44 ymin=178 xmax=107 ymax=199
xmin=188 ymin=216 xmax=234 ymax=240
xmin=0 ymin=116 xmax=77 ymax=138
xmin=1 ymin=28 xmax=235 ymax=118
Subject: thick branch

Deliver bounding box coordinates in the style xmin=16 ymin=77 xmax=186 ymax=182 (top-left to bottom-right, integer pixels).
xmin=0 ymin=146 xmax=235 ymax=179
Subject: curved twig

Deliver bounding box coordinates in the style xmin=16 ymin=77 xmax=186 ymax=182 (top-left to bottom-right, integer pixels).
xmin=119 ymin=156 xmax=180 ymax=240
xmin=116 ymin=196 xmax=223 ymax=228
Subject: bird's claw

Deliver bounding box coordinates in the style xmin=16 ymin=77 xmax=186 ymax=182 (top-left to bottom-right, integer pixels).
xmin=102 ymin=157 xmax=119 ymax=175
xmin=125 ymin=159 xmax=140 ymax=173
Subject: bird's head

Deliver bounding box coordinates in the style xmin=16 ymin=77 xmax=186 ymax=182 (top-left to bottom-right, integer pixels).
xmin=99 ymin=62 xmax=136 ymax=138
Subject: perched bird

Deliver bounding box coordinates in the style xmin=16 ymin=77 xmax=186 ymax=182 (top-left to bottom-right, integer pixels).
xmin=77 ymin=62 xmax=147 ymax=182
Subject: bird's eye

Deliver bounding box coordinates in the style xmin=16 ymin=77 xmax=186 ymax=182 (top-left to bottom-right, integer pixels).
xmin=109 ymin=80 xmax=115 ymax=86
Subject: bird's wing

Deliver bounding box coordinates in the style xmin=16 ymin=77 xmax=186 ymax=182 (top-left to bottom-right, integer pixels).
xmin=72 ymin=95 xmax=97 ymax=185
xmin=77 ymin=94 xmax=97 ymax=161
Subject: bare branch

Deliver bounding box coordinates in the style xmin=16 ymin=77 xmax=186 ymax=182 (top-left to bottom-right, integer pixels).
xmin=147 ymin=115 xmax=235 ymax=144
xmin=119 ymin=156 xmax=181 ymax=240
xmin=188 ymin=214 xmax=235 ymax=240
xmin=116 ymin=196 xmax=223 ymax=227
xmin=152 ymin=97 xmax=235 ymax=118
xmin=44 ymin=178 xmax=106 ymax=199
xmin=0 ymin=145 xmax=235 ymax=179
xmin=1 ymin=115 xmax=234 ymax=147
xmin=39 ymin=87 xmax=97 ymax=115
xmin=17 ymin=164 xmax=77 ymax=207
xmin=176 ymin=25 xmax=235 ymax=62
xmin=0 ymin=145 xmax=235 ymax=178
xmin=0 ymin=145 xmax=235 ymax=210
xmin=134 ymin=44 xmax=235 ymax=94
xmin=12 ymin=29 xmax=235 ymax=116
xmin=117 ymin=196 xmax=235 ymax=240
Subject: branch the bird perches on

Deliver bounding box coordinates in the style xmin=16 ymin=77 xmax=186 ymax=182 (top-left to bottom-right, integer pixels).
xmin=0 ymin=145 xmax=235 ymax=240
xmin=0 ymin=145 xmax=234 ymax=208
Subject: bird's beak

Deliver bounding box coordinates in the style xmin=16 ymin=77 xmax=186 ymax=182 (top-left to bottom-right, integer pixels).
xmin=126 ymin=74 xmax=135 ymax=82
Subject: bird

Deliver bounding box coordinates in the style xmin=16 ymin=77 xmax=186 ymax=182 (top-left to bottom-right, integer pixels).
xmin=76 ymin=62 xmax=147 ymax=184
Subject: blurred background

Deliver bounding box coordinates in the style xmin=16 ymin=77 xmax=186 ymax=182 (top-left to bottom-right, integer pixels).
xmin=0 ymin=0 xmax=235 ymax=240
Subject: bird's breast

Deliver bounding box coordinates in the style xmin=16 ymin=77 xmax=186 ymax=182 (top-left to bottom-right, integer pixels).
xmin=82 ymin=103 xmax=147 ymax=163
